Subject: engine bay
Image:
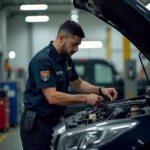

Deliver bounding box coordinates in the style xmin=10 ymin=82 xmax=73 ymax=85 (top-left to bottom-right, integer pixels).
xmin=63 ymin=91 xmax=150 ymax=129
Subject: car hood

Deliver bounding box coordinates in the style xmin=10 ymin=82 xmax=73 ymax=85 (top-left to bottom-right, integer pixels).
xmin=73 ymin=0 xmax=150 ymax=60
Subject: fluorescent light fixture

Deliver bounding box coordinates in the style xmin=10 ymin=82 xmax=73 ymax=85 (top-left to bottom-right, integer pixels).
xmin=20 ymin=4 xmax=48 ymax=10
xmin=71 ymin=14 xmax=78 ymax=20
xmin=71 ymin=9 xmax=78 ymax=14
xmin=146 ymin=3 xmax=150 ymax=10
xmin=79 ymin=41 xmax=103 ymax=49
xmin=71 ymin=14 xmax=79 ymax=23
xmin=71 ymin=9 xmax=79 ymax=23
xmin=25 ymin=16 xmax=49 ymax=22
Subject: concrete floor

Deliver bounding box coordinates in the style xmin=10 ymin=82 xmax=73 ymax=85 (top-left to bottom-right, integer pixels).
xmin=0 ymin=126 xmax=22 ymax=150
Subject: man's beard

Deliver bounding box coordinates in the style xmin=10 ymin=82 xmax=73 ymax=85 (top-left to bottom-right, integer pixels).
xmin=62 ymin=51 xmax=75 ymax=57
xmin=61 ymin=49 xmax=70 ymax=57
xmin=61 ymin=43 xmax=72 ymax=57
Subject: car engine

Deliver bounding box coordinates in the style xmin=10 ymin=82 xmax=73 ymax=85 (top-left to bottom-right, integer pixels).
xmin=63 ymin=90 xmax=150 ymax=129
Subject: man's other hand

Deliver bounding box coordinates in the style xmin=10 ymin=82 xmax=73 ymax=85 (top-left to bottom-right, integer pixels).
xmin=101 ymin=88 xmax=118 ymax=102
xmin=85 ymin=94 xmax=104 ymax=106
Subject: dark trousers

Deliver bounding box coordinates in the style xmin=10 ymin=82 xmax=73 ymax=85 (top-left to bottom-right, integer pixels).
xmin=20 ymin=109 xmax=60 ymax=150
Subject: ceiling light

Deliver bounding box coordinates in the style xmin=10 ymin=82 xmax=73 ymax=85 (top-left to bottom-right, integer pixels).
xmin=71 ymin=14 xmax=78 ymax=20
xmin=70 ymin=9 xmax=79 ymax=23
xmin=71 ymin=19 xmax=78 ymax=23
xmin=25 ymin=16 xmax=49 ymax=22
xmin=71 ymin=9 xmax=78 ymax=14
xmin=79 ymin=41 xmax=103 ymax=49
xmin=9 ymin=51 xmax=16 ymax=59
xmin=20 ymin=4 xmax=48 ymax=11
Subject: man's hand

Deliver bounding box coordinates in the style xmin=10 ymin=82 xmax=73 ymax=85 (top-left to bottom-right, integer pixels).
xmin=100 ymin=88 xmax=118 ymax=102
xmin=85 ymin=94 xmax=104 ymax=106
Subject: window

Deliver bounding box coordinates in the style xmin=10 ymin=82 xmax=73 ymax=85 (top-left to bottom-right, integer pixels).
xmin=75 ymin=65 xmax=85 ymax=76
xmin=94 ymin=64 xmax=113 ymax=84
xmin=75 ymin=63 xmax=88 ymax=81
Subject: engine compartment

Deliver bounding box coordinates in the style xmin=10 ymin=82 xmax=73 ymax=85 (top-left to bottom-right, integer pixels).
xmin=64 ymin=91 xmax=150 ymax=129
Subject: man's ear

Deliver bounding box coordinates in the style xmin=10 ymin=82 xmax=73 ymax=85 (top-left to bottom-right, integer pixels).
xmin=58 ymin=34 xmax=65 ymax=43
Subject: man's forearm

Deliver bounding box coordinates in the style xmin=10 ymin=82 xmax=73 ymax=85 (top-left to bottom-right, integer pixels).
xmin=48 ymin=91 xmax=87 ymax=106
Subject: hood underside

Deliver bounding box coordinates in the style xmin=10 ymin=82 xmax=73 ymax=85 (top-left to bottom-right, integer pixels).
xmin=73 ymin=0 xmax=150 ymax=60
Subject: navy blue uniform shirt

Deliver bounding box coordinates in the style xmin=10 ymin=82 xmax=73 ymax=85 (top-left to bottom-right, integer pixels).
xmin=24 ymin=41 xmax=79 ymax=117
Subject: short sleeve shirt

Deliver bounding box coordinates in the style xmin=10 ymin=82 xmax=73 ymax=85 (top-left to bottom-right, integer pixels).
xmin=24 ymin=41 xmax=79 ymax=117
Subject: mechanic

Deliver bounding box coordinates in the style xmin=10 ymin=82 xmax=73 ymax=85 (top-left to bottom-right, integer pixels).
xmin=20 ymin=20 xmax=118 ymax=150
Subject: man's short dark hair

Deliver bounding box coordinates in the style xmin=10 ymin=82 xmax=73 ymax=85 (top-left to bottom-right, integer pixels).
xmin=57 ymin=20 xmax=85 ymax=38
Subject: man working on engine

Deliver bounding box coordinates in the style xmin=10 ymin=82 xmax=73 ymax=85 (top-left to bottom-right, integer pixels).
xmin=20 ymin=20 xmax=118 ymax=150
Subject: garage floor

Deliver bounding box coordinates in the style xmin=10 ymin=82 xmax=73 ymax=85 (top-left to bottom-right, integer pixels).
xmin=0 ymin=126 xmax=22 ymax=150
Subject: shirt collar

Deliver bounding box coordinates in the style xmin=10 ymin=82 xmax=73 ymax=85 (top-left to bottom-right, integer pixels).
xmin=48 ymin=41 xmax=66 ymax=62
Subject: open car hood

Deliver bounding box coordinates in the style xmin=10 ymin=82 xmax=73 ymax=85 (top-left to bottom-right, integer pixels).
xmin=73 ymin=0 xmax=150 ymax=60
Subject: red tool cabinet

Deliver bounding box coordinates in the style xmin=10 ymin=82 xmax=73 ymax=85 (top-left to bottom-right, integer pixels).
xmin=0 ymin=98 xmax=10 ymax=131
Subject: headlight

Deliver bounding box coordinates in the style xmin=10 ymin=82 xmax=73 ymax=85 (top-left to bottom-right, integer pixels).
xmin=57 ymin=119 xmax=138 ymax=150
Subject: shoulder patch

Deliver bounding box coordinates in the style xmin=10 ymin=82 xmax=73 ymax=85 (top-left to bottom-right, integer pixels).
xmin=41 ymin=71 xmax=50 ymax=81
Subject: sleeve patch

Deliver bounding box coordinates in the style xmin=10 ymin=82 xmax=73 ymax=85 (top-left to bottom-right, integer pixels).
xmin=41 ymin=71 xmax=50 ymax=81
